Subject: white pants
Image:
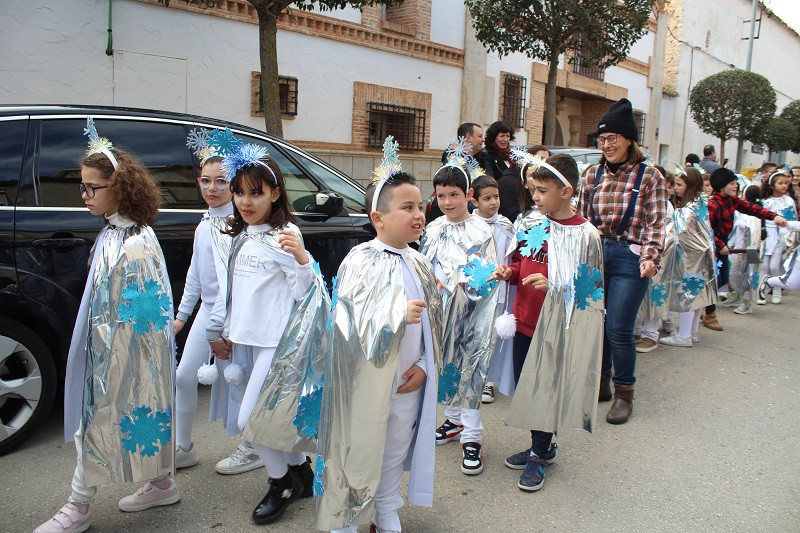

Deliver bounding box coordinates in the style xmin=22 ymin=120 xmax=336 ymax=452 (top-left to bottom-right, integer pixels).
xmin=678 ymin=309 xmax=701 ymax=339
xmin=641 ymin=318 xmax=660 ymax=341
xmin=768 ymin=256 xmax=800 ymax=290
xmin=762 ymin=253 xmax=784 ymax=278
xmin=237 ymin=344 xmax=305 ymax=479
xmin=443 ymin=406 xmax=482 ymax=444
xmin=174 ymin=306 xmax=212 ymax=450
xmin=332 ymin=388 xmax=422 ymax=533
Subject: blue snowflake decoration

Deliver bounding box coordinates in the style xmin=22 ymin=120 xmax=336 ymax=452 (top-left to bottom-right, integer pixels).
xmin=714 ymin=259 xmax=723 ymax=278
xmin=444 ymin=136 xmax=470 ymax=161
xmin=780 ymin=205 xmax=797 ymax=221
xmin=292 ymin=380 xmax=323 ymax=438
xmin=185 ymin=127 xmax=210 ymax=153
xmin=208 ymin=127 xmax=243 ymax=154
xmin=650 ymin=283 xmax=668 ymax=307
xmin=326 ymin=276 xmax=339 ymax=331
xmin=693 ymin=199 xmax=709 ymax=222
xmin=117 ymin=279 xmax=171 ymax=334
xmin=462 ymin=257 xmax=498 ymax=298
xmin=120 ymin=405 xmax=171 ymax=457
xmin=313 ymin=455 xmax=325 ymax=498
xmin=573 ymin=263 xmax=603 ymax=310
xmin=750 ymin=270 xmax=760 ymax=290
xmin=437 ymin=362 xmax=461 ymax=403
xmin=681 ymin=274 xmax=706 ymax=296
xmin=516 ymin=219 xmax=550 ymax=258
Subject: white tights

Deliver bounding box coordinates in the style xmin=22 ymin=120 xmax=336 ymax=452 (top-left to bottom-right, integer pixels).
xmin=174 ymin=306 xmax=212 ymax=450
xmin=762 ymin=253 xmax=784 ymax=278
xmin=677 ymin=309 xmax=701 ymax=340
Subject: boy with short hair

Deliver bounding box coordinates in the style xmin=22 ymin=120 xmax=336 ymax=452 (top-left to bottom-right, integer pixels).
xmin=492 ymin=153 xmax=604 ymax=492
xmin=315 ymin=142 xmax=442 ymax=533
xmin=420 ymin=163 xmax=499 ymax=476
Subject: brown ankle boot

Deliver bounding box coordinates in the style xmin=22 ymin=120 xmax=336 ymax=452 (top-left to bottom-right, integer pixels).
xmin=703 ymin=312 xmax=723 ymax=331
xmin=598 ymin=375 xmax=612 ymax=402
xmin=606 ymin=385 xmax=634 ymax=424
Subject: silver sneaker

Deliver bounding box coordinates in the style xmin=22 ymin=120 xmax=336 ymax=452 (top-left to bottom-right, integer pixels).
xmin=215 ymin=443 xmax=264 ymax=475
xmin=733 ymin=304 xmax=753 ymax=314
xmin=175 ymin=444 xmax=199 ymax=469
xmin=721 ymin=297 xmax=742 ymax=308
xmin=659 ymin=333 xmax=692 ymax=347
xmin=690 ymin=333 xmax=700 ymax=343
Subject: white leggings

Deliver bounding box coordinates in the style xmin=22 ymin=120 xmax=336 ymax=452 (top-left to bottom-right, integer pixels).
xmin=768 ymin=254 xmax=800 ymax=290
xmin=762 ymin=253 xmax=784 ymax=278
xmin=237 ymin=344 xmax=305 ymax=479
xmin=174 ymin=306 xmax=212 ymax=450
xmin=678 ymin=309 xmax=701 ymax=340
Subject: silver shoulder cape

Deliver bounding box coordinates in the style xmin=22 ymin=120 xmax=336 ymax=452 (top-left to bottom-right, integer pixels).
xmin=668 ymin=196 xmax=718 ymax=311
xmin=639 ymin=203 xmax=676 ymax=320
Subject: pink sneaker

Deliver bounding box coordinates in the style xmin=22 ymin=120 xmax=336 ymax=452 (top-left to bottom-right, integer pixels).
xmin=118 ymin=478 xmax=180 ymax=512
xmin=33 ymin=502 xmax=91 ymax=533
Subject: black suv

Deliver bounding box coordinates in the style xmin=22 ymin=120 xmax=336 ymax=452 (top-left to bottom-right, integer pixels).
xmin=0 ymin=105 xmax=375 ymax=454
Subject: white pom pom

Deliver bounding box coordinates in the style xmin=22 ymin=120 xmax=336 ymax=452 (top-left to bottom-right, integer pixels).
xmin=495 ymin=311 xmax=517 ymax=339
xmin=224 ymin=363 xmax=244 ymax=385
xmin=197 ymin=363 xmax=218 ymax=385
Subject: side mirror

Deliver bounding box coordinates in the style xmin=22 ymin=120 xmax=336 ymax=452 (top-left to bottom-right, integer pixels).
xmin=314 ymin=191 xmax=344 ymax=216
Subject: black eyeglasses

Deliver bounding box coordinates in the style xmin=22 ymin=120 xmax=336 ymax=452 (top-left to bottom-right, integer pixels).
xmin=197 ymin=177 xmax=229 ymax=190
xmin=79 ymin=183 xmax=107 ymax=198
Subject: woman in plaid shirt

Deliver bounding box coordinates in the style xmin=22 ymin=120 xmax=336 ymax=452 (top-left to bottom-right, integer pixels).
xmin=578 ymin=98 xmax=669 ymax=425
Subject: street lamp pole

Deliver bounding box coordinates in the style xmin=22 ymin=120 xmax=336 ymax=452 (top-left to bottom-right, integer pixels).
xmin=736 ymin=0 xmax=758 ymax=171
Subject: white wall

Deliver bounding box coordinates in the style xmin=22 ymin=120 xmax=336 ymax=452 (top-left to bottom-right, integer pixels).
xmin=430 ymin=0 xmax=465 ymax=49
xmin=628 ymin=30 xmax=655 ymax=63
xmin=604 ymin=67 xmax=651 ymax=113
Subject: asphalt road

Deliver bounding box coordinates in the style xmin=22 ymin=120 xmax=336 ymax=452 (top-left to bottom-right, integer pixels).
xmin=3 ymin=295 xmax=800 ymax=532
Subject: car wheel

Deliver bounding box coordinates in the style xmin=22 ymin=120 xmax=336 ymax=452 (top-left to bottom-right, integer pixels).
xmin=0 ymin=319 xmax=56 ymax=455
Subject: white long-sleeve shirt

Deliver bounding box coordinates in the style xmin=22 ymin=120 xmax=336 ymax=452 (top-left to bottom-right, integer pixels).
xmin=762 ymin=195 xmax=795 ymax=254
xmin=176 ymin=204 xmax=234 ymax=322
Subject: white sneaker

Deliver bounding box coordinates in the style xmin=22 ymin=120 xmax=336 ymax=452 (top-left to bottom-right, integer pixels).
xmin=659 ymin=333 xmax=692 ymax=347
xmin=481 ymin=382 xmax=496 ymax=404
xmin=691 ymin=333 xmax=700 ymax=344
xmin=756 ymin=298 xmax=767 ymax=305
xmin=734 ymin=304 xmax=753 ymax=314
xmin=718 ymin=292 xmax=731 ymax=303
xmin=772 ymin=288 xmax=782 ymax=304
xmin=662 ymin=318 xmax=675 ymax=334
xmin=721 ymin=296 xmax=742 ymax=308
xmin=175 ymin=443 xmax=198 ymax=469
xmin=34 ymin=502 xmax=91 ymax=533
xmin=118 ymin=478 xmax=180 ymax=512
xmin=215 ymin=443 xmax=264 ymax=475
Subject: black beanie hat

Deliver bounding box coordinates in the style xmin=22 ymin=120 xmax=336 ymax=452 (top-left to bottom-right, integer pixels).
xmin=597 ymin=98 xmax=639 ymax=143
xmin=710 ymin=167 xmax=736 ymax=192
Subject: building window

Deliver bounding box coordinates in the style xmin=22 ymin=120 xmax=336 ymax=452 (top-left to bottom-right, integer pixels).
xmin=251 ymin=72 xmax=298 ymax=117
xmin=501 ymin=74 xmax=527 ymax=130
xmin=367 ymin=102 xmax=426 ymax=151
xmin=633 ymin=110 xmax=646 ymax=143
xmin=751 ymin=143 xmax=765 ymax=154
xmin=573 ymin=35 xmax=605 ymax=81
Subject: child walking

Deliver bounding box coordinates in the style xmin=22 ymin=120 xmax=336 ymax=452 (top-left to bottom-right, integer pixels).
xmin=36 ymin=119 xmax=179 ymax=533
xmin=492 ymin=153 xmax=604 ymax=492
xmin=315 ymin=139 xmax=442 ymax=533
xmin=758 ymin=170 xmax=797 ymax=304
xmin=722 ymin=184 xmax=763 ymax=314
xmin=421 ymin=143 xmax=499 ymax=476
xmin=206 ymin=144 xmax=316 ymax=525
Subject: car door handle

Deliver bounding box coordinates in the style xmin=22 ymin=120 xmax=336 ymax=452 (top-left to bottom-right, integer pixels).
xmin=31 ymin=238 xmax=89 ymax=249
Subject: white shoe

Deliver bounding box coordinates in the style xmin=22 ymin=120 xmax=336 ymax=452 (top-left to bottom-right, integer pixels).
xmin=756 ymin=298 xmax=767 ymax=305
xmin=718 ymin=292 xmax=731 ymax=303
xmin=215 ymin=443 xmax=264 ymax=475
xmin=175 ymin=443 xmax=198 ymax=469
xmin=772 ymin=288 xmax=782 ymax=304
xmin=691 ymin=333 xmax=699 ymax=344
xmin=659 ymin=333 xmax=692 ymax=347
xmin=34 ymin=502 xmax=91 ymax=533
xmin=118 ymin=478 xmax=180 ymax=512
xmin=734 ymin=304 xmax=753 ymax=314
xmin=721 ymin=297 xmax=742 ymax=308
xmin=481 ymin=382 xmax=496 ymax=404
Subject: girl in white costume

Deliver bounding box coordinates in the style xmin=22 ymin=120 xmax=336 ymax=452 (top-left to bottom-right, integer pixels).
xmin=758 ymin=170 xmax=797 ymax=304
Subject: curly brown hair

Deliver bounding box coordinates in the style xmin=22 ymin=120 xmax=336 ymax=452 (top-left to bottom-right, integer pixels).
xmin=81 ymin=149 xmax=161 ymax=226
xmin=226 ymin=158 xmax=296 ymax=237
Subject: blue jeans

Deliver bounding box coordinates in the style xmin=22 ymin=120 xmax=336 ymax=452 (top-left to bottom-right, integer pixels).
xmin=601 ymin=238 xmax=650 ymax=386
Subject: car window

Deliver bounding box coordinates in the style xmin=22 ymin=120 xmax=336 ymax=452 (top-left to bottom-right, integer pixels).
xmin=0 ymin=120 xmax=26 ymax=206
xmin=25 ymin=118 xmax=200 ymax=209
xmin=297 ymin=156 xmax=366 ymax=214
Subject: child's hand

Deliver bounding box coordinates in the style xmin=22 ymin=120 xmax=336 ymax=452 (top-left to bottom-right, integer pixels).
xmin=209 ymin=338 xmax=232 ymax=360
xmin=639 ymin=260 xmax=657 ymax=278
xmin=719 ymin=246 xmax=730 ymax=256
xmin=775 ymin=216 xmax=788 ymax=228
xmin=489 ymin=264 xmax=512 ymax=281
xmin=174 ymin=319 xmax=185 ymax=334
xmin=435 ymin=278 xmax=445 ymax=291
xmin=521 ymin=273 xmax=548 ymax=292
xmin=407 ymin=299 xmax=427 ymax=325
xmin=396 ymin=365 xmax=427 ymax=394
xmin=278 ymin=230 xmax=310 ymax=265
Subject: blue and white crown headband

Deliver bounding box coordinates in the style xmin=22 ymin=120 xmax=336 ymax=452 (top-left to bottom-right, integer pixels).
xmin=510 ymin=147 xmax=571 ymax=188
xmin=84 ymin=117 xmax=118 ymax=170
xmin=186 ymin=126 xmax=243 ymax=166
xmin=434 ymin=136 xmax=485 ymax=191
xmin=220 ymin=142 xmax=277 ymax=184
xmin=370 ymin=136 xmax=403 ymax=214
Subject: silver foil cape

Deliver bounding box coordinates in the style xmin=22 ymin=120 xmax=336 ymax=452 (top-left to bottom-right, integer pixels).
xmin=241 ymin=264 xmax=329 ymax=452
xmin=506 ymin=219 xmax=604 ymax=434
xmin=315 ymin=243 xmax=442 ymax=531
xmin=64 ymin=224 xmax=175 ymax=486
xmin=730 ymin=213 xmax=761 ymax=302
xmin=419 ymin=216 xmax=499 ymax=409
xmin=668 ymin=197 xmax=718 ymax=311
xmin=639 ymin=204 xmax=676 ymax=320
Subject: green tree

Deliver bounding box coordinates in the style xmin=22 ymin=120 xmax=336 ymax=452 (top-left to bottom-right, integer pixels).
xmin=159 ymin=0 xmax=401 ymax=138
xmin=779 ymin=100 xmax=800 ymax=153
xmin=464 ymin=0 xmax=654 ymax=145
xmin=689 ymin=69 xmax=776 ymax=166
xmin=758 ymin=117 xmax=798 ymax=157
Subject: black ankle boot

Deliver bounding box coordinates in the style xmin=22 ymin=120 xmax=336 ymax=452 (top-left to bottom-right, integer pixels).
xmin=289 ymin=456 xmax=313 ymax=498
xmin=252 ymin=470 xmax=302 ymax=525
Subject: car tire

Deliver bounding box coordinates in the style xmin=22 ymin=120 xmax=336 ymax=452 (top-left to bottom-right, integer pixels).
xmin=0 ymin=318 xmax=57 ymax=455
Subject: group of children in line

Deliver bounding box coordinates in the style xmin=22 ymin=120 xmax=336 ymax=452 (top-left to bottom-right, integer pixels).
xmin=34 ymin=117 xmax=794 ymax=533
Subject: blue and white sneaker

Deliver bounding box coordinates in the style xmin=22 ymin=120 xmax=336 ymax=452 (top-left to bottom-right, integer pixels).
xmin=518 ymin=453 xmax=548 ymax=492
xmin=504 ymin=444 xmax=557 ymax=470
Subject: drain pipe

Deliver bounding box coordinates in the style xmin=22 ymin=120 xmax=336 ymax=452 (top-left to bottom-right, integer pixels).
xmin=106 ymin=0 xmax=113 ymax=55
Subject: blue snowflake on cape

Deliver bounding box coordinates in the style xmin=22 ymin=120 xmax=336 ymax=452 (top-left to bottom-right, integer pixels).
xmin=120 ymin=405 xmax=171 ymax=457
xmin=693 ymin=199 xmax=709 ymax=222
xmin=516 ymin=219 xmax=550 ymax=257
xmin=462 ymin=257 xmax=498 ymax=298
xmin=714 ymin=259 xmax=723 ymax=278
xmin=574 ymin=263 xmax=603 ymax=310
xmin=313 ymin=455 xmax=325 ymax=498
xmin=325 ymin=276 xmax=339 ymax=331
xmin=650 ymin=283 xmax=668 ymax=307
xmin=437 ymin=362 xmax=461 ymax=403
xmin=292 ymin=380 xmax=323 ymax=438
xmin=780 ymin=205 xmax=797 ymax=221
xmin=750 ymin=270 xmax=760 ymax=290
xmin=208 ymin=127 xmax=243 ymax=154
xmin=681 ymin=274 xmax=706 ymax=296
xmin=117 ymin=280 xmax=171 ymax=334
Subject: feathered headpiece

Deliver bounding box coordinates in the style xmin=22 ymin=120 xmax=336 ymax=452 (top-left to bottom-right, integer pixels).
xmin=83 ymin=117 xmax=118 ymax=170
xmin=672 ymin=162 xmax=687 ymax=177
xmin=434 ymin=136 xmax=485 ymax=190
xmin=186 ymin=127 xmax=243 ymax=166
xmin=370 ymin=136 xmax=403 ymax=214
xmin=509 ymin=147 xmax=571 ymax=188
xmin=220 ymin=141 xmax=277 ymax=184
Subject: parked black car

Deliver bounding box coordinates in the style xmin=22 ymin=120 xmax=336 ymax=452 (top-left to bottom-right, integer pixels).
xmin=0 ymin=105 xmax=375 ymax=455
